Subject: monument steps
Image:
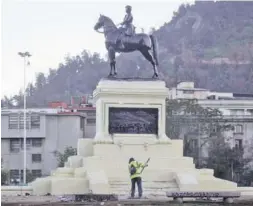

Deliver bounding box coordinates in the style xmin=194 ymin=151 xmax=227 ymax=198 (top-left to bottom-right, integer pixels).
xmin=106 ymin=169 xmax=196 ymax=182
xmin=109 ymin=180 xmax=179 ymax=197
xmin=85 ymin=155 xmax=195 ymax=167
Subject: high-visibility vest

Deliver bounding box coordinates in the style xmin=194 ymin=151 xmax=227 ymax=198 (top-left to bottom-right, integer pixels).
xmin=128 ymin=161 xmax=144 ymax=179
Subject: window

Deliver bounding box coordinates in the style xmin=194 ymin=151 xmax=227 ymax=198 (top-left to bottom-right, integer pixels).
xmin=211 ymin=125 xmax=219 ymax=133
xmin=10 ymin=138 xmax=34 ymax=152
xmin=20 ymin=139 xmax=31 ymax=150
xmin=190 ymin=139 xmax=198 ymax=149
xmin=234 ymin=124 xmax=243 ymax=134
xmin=31 ymin=113 xmax=40 ymax=129
xmin=20 ymin=169 xmax=30 ymax=181
xmin=10 ymin=138 xmax=42 ymax=152
xmin=10 ymin=139 xmax=20 ymax=152
xmin=87 ymin=118 xmax=96 ymax=125
xmin=80 ymin=117 xmax=85 ymax=130
xmin=32 ymin=170 xmax=42 ymax=178
xmin=248 ymin=109 xmax=253 ymax=115
xmin=8 ymin=113 xmax=40 ymax=129
xmin=10 ymin=170 xmax=19 ymax=181
xmin=86 ymin=111 xmax=96 ymax=116
xmin=19 ymin=114 xmax=30 ymax=129
xmin=183 ymin=90 xmax=194 ymax=94
xmin=32 ymin=139 xmax=42 ymax=147
xmin=235 ymin=139 xmax=243 ymax=149
xmin=8 ymin=114 xmax=19 ymax=129
xmin=32 ymin=154 xmax=42 ymax=163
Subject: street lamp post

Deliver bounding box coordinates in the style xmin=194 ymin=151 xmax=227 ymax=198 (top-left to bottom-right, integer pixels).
xmin=18 ymin=51 xmax=31 ymax=185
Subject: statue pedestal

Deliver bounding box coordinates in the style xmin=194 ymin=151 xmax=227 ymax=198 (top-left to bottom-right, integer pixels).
xmin=93 ymin=78 xmax=170 ymax=143
xmin=30 ymin=78 xmax=239 ymax=197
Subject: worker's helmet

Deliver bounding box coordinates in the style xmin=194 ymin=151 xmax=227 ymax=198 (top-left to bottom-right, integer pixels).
xmin=129 ymin=157 xmax=135 ymax=163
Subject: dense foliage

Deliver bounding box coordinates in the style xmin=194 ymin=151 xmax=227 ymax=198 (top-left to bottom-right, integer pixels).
xmin=54 ymin=146 xmax=77 ymax=167
xmin=166 ymin=99 xmax=253 ymax=186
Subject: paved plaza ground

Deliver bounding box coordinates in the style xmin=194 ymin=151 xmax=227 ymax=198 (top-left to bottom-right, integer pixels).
xmin=1 ymin=195 xmax=253 ymax=206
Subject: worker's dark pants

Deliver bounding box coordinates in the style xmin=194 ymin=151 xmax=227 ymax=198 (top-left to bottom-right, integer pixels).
xmin=131 ymin=177 xmax=142 ymax=198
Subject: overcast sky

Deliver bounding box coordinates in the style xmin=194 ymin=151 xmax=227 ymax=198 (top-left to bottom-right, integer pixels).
xmin=1 ymin=0 xmax=194 ymax=98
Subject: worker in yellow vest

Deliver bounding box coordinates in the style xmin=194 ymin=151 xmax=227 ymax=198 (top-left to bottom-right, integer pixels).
xmin=128 ymin=157 xmax=148 ymax=198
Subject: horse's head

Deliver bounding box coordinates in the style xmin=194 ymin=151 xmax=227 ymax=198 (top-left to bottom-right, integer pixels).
xmin=94 ymin=14 xmax=105 ymax=31
xmin=94 ymin=14 xmax=116 ymax=33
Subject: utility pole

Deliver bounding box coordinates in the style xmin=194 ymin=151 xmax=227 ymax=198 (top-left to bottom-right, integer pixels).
xmin=18 ymin=51 xmax=32 ymax=185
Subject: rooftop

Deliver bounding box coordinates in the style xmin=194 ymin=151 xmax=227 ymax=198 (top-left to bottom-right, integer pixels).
xmin=1 ymin=108 xmax=86 ymax=117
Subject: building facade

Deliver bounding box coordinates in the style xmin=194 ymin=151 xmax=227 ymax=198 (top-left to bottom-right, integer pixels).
xmin=1 ymin=108 xmax=86 ymax=182
xmin=68 ymin=107 xmax=96 ymax=139
xmin=168 ymin=82 xmax=253 ymax=158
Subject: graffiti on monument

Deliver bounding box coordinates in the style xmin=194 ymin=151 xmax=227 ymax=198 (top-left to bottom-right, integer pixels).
xmin=108 ymin=107 xmax=158 ymax=134
xmin=171 ymin=192 xmax=220 ymax=197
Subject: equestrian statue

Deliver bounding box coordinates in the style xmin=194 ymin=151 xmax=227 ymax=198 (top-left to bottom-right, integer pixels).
xmin=94 ymin=5 xmax=159 ymax=78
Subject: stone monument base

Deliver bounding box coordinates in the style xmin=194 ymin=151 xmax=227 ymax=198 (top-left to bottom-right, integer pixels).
xmin=31 ymin=79 xmax=239 ymax=197
xmin=31 ymin=138 xmax=238 ymax=197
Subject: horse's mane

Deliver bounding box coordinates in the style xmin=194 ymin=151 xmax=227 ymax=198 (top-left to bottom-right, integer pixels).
xmin=101 ymin=15 xmax=116 ymax=27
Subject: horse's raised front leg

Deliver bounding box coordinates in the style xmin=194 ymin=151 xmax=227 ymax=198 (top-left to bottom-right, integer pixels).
xmin=108 ymin=46 xmax=117 ymax=77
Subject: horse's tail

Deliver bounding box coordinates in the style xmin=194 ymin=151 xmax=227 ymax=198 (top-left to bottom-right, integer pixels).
xmin=150 ymin=35 xmax=159 ymax=66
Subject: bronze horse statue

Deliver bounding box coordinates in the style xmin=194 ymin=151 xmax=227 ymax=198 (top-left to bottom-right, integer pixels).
xmin=94 ymin=14 xmax=159 ymax=78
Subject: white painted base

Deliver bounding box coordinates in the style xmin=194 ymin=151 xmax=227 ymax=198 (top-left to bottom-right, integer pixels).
xmin=28 ymin=79 xmax=250 ymax=197
xmin=30 ymin=138 xmax=240 ymax=196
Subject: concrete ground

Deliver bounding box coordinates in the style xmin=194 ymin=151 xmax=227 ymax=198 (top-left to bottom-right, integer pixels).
xmin=1 ymin=195 xmax=253 ymax=206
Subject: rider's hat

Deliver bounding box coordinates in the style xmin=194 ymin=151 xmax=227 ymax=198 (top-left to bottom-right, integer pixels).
xmin=125 ymin=5 xmax=132 ymax=10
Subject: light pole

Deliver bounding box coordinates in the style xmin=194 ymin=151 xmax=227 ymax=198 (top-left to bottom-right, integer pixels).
xmin=18 ymin=51 xmax=31 ymax=185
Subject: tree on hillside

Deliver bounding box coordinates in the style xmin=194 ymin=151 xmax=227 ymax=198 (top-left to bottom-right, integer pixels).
xmin=47 ymin=69 xmax=58 ymax=84
xmin=35 ymin=73 xmax=47 ymax=90
xmin=12 ymin=90 xmax=24 ymax=107
xmin=26 ymin=83 xmax=36 ymax=97
xmin=1 ymin=96 xmax=13 ymax=108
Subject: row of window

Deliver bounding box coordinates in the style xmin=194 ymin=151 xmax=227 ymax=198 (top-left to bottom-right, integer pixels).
xmin=8 ymin=113 xmax=95 ymax=129
xmin=87 ymin=118 xmax=96 ymax=125
xmin=10 ymin=138 xmax=42 ymax=152
xmin=172 ymin=121 xmax=244 ymax=134
xmin=210 ymin=124 xmax=244 ymax=134
xmin=86 ymin=111 xmax=96 ymax=116
xmin=10 ymin=169 xmax=42 ymax=181
xmin=190 ymin=139 xmax=243 ymax=149
xmin=8 ymin=113 xmax=40 ymax=129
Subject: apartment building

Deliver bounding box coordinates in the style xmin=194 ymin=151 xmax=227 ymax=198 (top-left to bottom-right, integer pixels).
xmin=168 ymin=82 xmax=253 ymax=157
xmin=1 ymin=107 xmax=86 ymax=182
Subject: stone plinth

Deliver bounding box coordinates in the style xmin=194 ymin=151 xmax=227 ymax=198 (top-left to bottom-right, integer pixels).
xmin=93 ymin=78 xmax=170 ymax=144
xmin=30 ymin=78 xmax=242 ymax=197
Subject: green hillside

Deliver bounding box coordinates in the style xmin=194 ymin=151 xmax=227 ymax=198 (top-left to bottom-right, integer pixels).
xmin=2 ymin=1 xmax=253 ymax=108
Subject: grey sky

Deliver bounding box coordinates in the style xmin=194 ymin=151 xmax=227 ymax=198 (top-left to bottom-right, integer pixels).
xmin=2 ymin=0 xmax=193 ymax=97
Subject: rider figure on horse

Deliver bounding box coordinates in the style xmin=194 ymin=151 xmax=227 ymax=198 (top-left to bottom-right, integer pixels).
xmin=117 ymin=5 xmax=135 ymax=49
